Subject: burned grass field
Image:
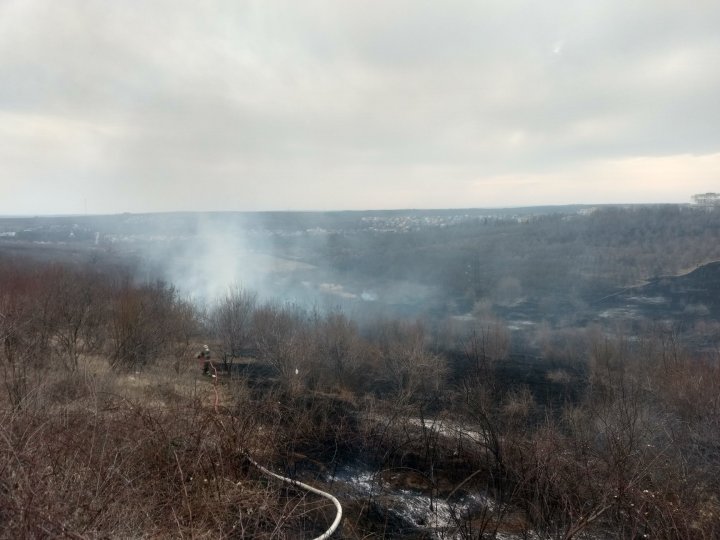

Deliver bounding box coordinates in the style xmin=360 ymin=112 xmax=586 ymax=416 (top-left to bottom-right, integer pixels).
xmin=2 ymin=206 xmax=720 ymax=538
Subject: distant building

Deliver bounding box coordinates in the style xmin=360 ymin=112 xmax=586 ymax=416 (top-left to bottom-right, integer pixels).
xmin=691 ymin=193 xmax=720 ymax=209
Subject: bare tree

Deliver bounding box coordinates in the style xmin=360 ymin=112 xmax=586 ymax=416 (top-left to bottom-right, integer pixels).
xmin=374 ymin=320 xmax=447 ymax=400
xmin=253 ymin=302 xmax=311 ymax=392
xmin=50 ymin=268 xmax=106 ymax=371
xmin=0 ymin=264 xmax=56 ymax=407
xmin=211 ymin=286 xmax=257 ymax=361
xmin=315 ymin=310 xmax=362 ymax=389
xmin=108 ymin=280 xmax=180 ymax=371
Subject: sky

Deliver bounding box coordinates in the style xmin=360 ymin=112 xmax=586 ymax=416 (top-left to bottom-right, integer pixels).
xmin=1 ymin=0 xmax=719 ymax=214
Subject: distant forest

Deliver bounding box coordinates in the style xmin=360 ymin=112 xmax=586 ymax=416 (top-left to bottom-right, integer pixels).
xmin=3 ymin=204 xmax=720 ymax=318
xmin=326 ymin=206 xmax=717 ymax=290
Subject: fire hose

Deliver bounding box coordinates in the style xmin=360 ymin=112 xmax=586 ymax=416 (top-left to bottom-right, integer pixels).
xmin=242 ymin=453 xmax=343 ymax=540
xmin=207 ymin=363 xmax=343 ymax=539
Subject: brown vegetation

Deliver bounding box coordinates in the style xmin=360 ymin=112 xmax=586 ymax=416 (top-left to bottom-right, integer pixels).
xmin=1 ymin=256 xmax=719 ymax=538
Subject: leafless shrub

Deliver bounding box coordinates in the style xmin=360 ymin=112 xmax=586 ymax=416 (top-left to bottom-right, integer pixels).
xmin=0 ymin=265 xmax=56 ymax=408
xmin=211 ymin=286 xmax=257 ymax=359
xmin=107 ymin=280 xmax=190 ymax=371
xmin=314 ymin=310 xmax=363 ymax=390
xmin=48 ymin=267 xmax=108 ymax=371
xmin=371 ymin=319 xmax=448 ymax=401
xmin=252 ymin=302 xmax=314 ymax=393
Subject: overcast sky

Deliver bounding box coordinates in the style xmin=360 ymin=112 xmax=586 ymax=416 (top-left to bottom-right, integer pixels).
xmin=1 ymin=0 xmax=719 ymax=214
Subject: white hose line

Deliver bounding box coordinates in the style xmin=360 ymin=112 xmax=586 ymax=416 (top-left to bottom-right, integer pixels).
xmin=244 ymin=453 xmax=343 ymax=540
xmin=205 ymin=370 xmax=341 ymax=537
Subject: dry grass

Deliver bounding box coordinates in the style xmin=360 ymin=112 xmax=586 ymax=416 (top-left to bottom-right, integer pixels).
xmin=0 ymin=358 xmax=345 ymax=539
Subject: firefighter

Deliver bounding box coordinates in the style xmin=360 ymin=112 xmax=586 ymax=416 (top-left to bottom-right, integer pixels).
xmin=198 ymin=345 xmax=213 ymax=376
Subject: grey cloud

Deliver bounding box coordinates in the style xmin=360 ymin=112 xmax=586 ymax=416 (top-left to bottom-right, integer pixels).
xmin=1 ymin=0 xmax=719 ymax=213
